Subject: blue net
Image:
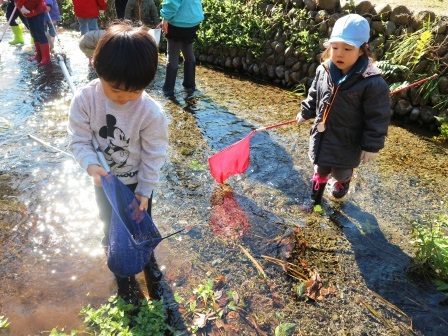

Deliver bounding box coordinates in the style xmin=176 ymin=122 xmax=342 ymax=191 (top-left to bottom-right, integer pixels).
xmin=101 ymin=173 xmax=163 ymax=277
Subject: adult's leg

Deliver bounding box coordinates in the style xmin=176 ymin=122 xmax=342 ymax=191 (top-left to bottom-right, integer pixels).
xmin=115 ymin=0 xmax=128 ymax=19
xmin=180 ymin=42 xmax=196 ymax=91
xmin=163 ymin=39 xmax=182 ymax=96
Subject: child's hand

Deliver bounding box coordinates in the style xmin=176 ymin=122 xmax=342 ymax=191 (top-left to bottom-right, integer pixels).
xmin=87 ymin=164 xmax=108 ymax=187
xmin=360 ymin=150 xmax=378 ymax=163
xmin=20 ymin=6 xmax=30 ymax=15
xmin=296 ymin=113 xmax=306 ymax=124
xmin=135 ymin=195 xmax=149 ymax=212
xmin=161 ymin=20 xmax=169 ymax=34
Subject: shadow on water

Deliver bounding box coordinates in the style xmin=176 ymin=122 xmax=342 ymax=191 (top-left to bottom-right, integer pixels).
xmin=2 ymin=25 xmax=448 ymax=335
xmin=331 ymin=201 xmax=448 ymax=334
xmin=178 ymin=91 xmax=306 ymax=201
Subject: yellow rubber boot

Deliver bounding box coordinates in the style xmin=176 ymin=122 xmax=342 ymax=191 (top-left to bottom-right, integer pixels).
xmin=9 ymin=25 xmax=25 ymax=45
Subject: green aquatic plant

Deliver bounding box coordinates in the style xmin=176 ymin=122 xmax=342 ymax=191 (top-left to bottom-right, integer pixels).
xmin=275 ymin=322 xmax=297 ymax=336
xmin=0 ymin=316 xmax=10 ymax=329
xmin=81 ymin=296 xmax=168 ymax=335
xmin=47 ymin=296 xmax=168 ymax=336
xmin=411 ymin=213 xmax=448 ymax=282
xmin=193 ymin=279 xmax=215 ymax=308
xmin=189 ymin=160 xmax=206 ymax=171
xmin=434 ymin=117 xmax=448 ymax=143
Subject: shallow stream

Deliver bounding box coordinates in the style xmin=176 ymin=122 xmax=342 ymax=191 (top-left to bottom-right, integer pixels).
xmin=0 ymin=25 xmax=447 ymax=335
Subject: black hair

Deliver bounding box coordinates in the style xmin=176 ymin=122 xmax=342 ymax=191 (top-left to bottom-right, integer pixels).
xmin=92 ymin=22 xmax=158 ymax=91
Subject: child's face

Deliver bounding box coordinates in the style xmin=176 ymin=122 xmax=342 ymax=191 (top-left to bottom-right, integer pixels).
xmin=100 ymin=79 xmax=145 ymax=105
xmin=329 ymin=42 xmax=364 ymax=75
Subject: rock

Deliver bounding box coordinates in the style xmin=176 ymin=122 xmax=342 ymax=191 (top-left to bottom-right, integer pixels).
xmin=314 ymin=9 xmax=328 ymax=23
xmin=438 ymin=77 xmax=448 ymax=94
xmin=419 ymin=106 xmax=436 ymax=124
xmin=232 ymin=57 xmax=242 ymax=69
xmin=316 ymin=0 xmax=338 ymax=11
xmin=384 ymin=21 xmax=397 ymax=37
xmin=371 ymin=3 xmax=391 ymax=20
xmin=276 ymin=65 xmax=286 ymax=79
xmin=371 ymin=20 xmax=385 ymax=33
xmin=390 ymin=6 xmax=412 ymax=26
xmin=355 ymin=1 xmax=373 ymax=15
xmin=394 ymin=99 xmax=413 ymax=116
xmin=304 ymin=0 xmax=317 ymax=11
xmin=410 ymin=107 xmax=420 ymax=121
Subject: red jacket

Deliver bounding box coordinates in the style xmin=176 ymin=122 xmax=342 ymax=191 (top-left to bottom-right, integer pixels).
xmin=14 ymin=0 xmax=46 ymax=18
xmin=72 ymin=0 xmax=107 ymax=19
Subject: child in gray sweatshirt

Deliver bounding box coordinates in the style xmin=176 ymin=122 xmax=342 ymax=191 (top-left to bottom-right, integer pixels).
xmin=68 ymin=22 xmax=168 ymax=304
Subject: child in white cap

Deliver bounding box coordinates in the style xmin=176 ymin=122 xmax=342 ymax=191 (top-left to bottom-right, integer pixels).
xmin=296 ymin=14 xmax=391 ymax=210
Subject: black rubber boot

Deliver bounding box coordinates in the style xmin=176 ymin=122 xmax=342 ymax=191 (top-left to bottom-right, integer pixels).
xmin=299 ymin=173 xmax=329 ymax=212
xmin=182 ymin=61 xmax=196 ymax=92
xmin=162 ymin=63 xmax=178 ymax=97
xmin=311 ymin=180 xmax=327 ymax=205
xmin=143 ymin=254 xmax=163 ymax=300
xmin=116 ymin=275 xmax=141 ymax=306
xmin=331 ymin=179 xmax=351 ymax=199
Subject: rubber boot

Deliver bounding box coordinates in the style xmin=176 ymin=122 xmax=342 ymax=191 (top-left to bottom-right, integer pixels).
xmin=38 ymin=43 xmax=51 ymax=66
xmin=143 ymin=254 xmax=163 ymax=300
xmin=182 ymin=61 xmax=196 ymax=92
xmin=116 ymin=275 xmax=140 ymax=306
xmin=9 ymin=25 xmax=24 ymax=45
xmin=299 ymin=173 xmax=329 ymax=212
xmin=162 ymin=62 xmax=178 ymax=97
xmin=311 ymin=173 xmax=330 ymax=206
xmin=28 ymin=42 xmax=41 ymax=62
xmin=129 ymin=276 xmax=146 ymax=302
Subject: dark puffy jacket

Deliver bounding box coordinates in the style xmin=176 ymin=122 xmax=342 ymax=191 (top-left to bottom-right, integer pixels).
xmin=124 ymin=0 xmax=160 ymax=27
xmin=300 ymin=59 xmax=390 ymax=169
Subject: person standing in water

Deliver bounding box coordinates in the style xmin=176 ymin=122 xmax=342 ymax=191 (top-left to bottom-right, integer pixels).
xmin=296 ymin=14 xmax=391 ymax=210
xmin=159 ymin=0 xmax=204 ymax=97
xmin=68 ymin=22 xmax=168 ymax=304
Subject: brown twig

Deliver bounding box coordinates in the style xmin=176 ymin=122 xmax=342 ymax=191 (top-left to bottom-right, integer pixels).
xmin=262 ymin=255 xmax=309 ymax=280
xmin=238 ymin=244 xmax=266 ymax=278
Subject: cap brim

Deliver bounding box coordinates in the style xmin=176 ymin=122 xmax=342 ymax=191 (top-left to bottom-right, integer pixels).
xmin=324 ymin=37 xmax=358 ymax=48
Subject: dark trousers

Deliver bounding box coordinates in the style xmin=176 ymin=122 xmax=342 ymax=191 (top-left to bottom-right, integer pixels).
xmin=115 ymin=0 xmax=128 ymax=19
xmin=6 ymin=0 xmax=29 ymax=28
xmin=28 ymin=12 xmax=48 ymax=44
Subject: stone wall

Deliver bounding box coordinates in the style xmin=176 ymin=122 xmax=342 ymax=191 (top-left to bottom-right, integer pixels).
xmin=194 ymin=0 xmax=448 ymax=131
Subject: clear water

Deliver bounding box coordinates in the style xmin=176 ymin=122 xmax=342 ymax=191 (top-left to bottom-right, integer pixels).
xmin=1 ymin=24 xmax=447 ymax=335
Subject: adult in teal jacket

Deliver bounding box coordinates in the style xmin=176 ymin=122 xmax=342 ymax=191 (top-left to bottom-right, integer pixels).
xmin=159 ymin=0 xmax=204 ymax=97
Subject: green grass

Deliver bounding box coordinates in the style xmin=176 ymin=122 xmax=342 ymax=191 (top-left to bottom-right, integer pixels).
xmin=412 ymin=213 xmax=448 ymax=286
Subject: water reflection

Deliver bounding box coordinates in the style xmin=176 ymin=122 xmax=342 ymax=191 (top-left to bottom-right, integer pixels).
xmin=1 ymin=24 xmax=447 ymax=335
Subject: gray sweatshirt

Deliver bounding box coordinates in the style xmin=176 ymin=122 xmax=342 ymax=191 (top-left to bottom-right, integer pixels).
xmin=68 ymin=78 xmax=168 ymax=198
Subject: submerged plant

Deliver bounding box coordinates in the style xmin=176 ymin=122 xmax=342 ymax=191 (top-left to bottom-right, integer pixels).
xmin=49 ymin=296 xmax=168 ymax=335
xmin=0 ymin=316 xmax=10 ymax=329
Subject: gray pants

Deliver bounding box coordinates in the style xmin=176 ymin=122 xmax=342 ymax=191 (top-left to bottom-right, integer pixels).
xmin=315 ymin=165 xmax=353 ymax=182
